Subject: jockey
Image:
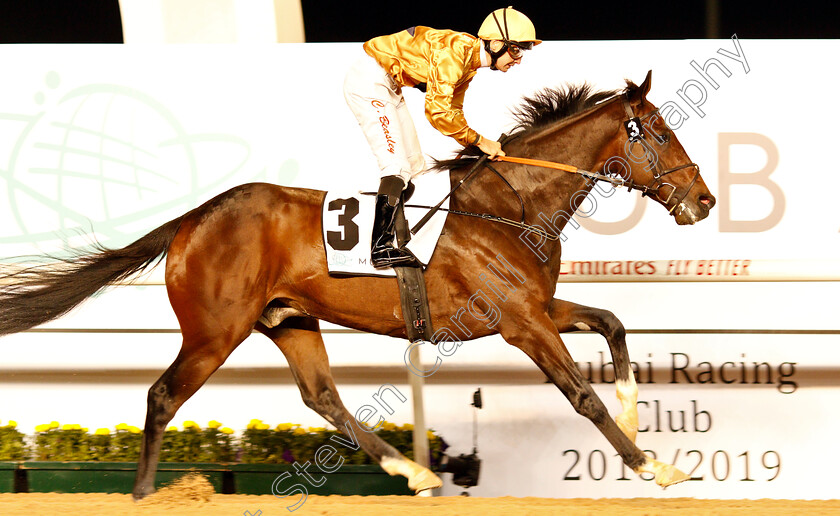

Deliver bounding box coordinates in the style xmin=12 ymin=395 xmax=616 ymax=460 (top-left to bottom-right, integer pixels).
xmin=343 ymin=6 xmax=540 ymax=269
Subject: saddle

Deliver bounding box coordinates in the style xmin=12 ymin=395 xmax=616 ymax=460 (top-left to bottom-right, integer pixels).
xmin=321 ymin=172 xmax=451 ymax=342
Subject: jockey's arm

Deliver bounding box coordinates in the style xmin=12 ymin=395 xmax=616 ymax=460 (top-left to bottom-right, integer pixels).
xmin=424 ymin=48 xmax=505 ymax=159
xmin=450 ymin=82 xmax=505 ymax=158
xmin=425 ymin=80 xmax=504 ymax=158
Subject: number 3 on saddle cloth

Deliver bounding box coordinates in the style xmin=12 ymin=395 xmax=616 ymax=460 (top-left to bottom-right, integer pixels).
xmin=321 ymin=170 xmax=451 ymax=278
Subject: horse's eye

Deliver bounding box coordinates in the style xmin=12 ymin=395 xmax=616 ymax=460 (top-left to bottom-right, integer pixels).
xmin=651 ymin=131 xmax=670 ymax=145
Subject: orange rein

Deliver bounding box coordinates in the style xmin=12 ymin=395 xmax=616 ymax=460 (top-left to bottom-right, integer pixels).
xmin=492 ymin=155 xmax=632 ymax=190
xmin=493 ymin=155 xmax=580 ymax=174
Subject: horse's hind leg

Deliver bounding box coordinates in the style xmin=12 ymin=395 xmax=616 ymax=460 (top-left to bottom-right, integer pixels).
xmin=259 ymin=317 xmax=442 ymax=493
xmin=132 ymin=326 xmax=250 ymax=500
xmin=503 ymin=310 xmax=688 ymax=487
xmin=549 ymin=298 xmax=638 ymax=443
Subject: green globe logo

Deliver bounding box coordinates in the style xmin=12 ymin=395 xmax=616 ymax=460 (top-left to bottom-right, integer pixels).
xmin=0 ymin=72 xmax=297 ymax=257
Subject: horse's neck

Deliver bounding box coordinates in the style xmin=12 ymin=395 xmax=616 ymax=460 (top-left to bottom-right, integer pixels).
xmin=508 ymin=109 xmax=619 ymax=225
xmin=445 ymin=105 xmax=621 ymax=280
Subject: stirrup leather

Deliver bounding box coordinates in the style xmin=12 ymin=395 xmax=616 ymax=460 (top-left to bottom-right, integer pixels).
xmin=371 ymin=246 xmax=418 ymax=268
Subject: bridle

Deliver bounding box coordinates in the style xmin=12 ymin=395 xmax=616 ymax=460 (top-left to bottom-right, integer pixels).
xmin=490 ymin=93 xmax=702 ymax=215
xmin=620 ymin=95 xmax=701 ymax=215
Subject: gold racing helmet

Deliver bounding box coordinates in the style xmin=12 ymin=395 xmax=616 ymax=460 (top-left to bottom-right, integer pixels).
xmin=477 ymin=6 xmax=542 ymax=46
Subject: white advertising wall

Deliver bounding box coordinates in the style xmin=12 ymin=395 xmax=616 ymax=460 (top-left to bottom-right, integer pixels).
xmin=0 ymin=40 xmax=838 ymax=500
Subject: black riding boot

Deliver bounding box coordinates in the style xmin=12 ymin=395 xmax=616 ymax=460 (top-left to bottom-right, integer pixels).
xmin=371 ymin=176 xmax=417 ymax=269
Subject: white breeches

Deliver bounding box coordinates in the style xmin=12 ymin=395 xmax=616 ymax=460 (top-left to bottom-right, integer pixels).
xmin=343 ymin=52 xmax=427 ymax=185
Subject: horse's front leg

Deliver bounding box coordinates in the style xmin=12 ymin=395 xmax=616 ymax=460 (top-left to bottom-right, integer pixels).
xmin=549 ymin=298 xmax=638 ymax=443
xmin=502 ymin=309 xmax=688 ymax=488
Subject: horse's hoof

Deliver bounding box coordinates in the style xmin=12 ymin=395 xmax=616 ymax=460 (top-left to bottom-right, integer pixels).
xmin=132 ymin=490 xmax=153 ymax=502
xmin=656 ymin=464 xmax=690 ymax=488
xmin=636 ymin=457 xmax=690 ymax=489
xmin=381 ymin=456 xmax=442 ymax=493
xmin=409 ymin=468 xmax=443 ymax=493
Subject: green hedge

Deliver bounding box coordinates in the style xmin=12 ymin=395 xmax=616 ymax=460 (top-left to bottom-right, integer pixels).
xmin=0 ymin=419 xmax=447 ymax=466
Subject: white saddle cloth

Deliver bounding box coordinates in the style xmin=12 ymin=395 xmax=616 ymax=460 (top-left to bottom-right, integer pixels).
xmin=322 ymin=171 xmax=450 ymax=277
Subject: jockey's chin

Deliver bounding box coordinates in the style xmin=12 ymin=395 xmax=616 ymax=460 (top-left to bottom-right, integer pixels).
xmin=494 ymin=56 xmax=521 ymax=72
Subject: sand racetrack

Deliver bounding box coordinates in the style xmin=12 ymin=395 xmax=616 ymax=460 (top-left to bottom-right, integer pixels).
xmin=1 ymin=472 xmax=836 ymax=515
xmin=1 ymin=493 xmax=839 ymax=516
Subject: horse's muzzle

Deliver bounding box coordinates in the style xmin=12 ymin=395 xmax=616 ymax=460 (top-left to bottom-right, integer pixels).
xmin=673 ymin=192 xmax=716 ymax=225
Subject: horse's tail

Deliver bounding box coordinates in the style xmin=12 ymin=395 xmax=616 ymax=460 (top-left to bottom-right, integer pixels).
xmin=0 ymin=215 xmax=187 ymax=336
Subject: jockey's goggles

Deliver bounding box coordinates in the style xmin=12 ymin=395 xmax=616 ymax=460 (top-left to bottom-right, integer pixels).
xmin=507 ymin=41 xmax=534 ymax=59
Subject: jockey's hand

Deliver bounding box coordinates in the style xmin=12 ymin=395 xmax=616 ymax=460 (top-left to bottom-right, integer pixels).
xmin=477 ymin=136 xmax=505 ymax=159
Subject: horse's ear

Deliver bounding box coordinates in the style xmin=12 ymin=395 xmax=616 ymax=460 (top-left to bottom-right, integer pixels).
xmin=639 ymin=70 xmax=652 ymax=98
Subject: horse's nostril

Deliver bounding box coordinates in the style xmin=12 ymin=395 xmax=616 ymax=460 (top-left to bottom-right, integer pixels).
xmin=699 ymin=195 xmax=713 ymax=206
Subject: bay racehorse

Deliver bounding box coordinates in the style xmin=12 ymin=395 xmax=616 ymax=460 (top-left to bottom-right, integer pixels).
xmin=0 ymin=71 xmax=714 ymax=499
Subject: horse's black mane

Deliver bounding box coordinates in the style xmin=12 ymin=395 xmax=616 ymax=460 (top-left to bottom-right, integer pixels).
xmin=432 ymin=80 xmax=639 ymax=171
xmin=511 ymin=83 xmax=617 ymax=134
